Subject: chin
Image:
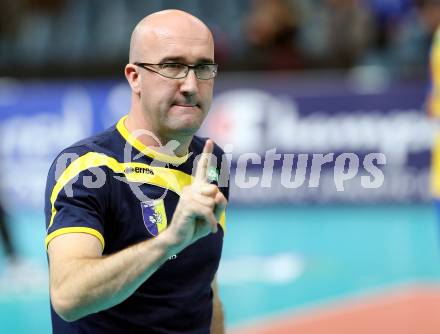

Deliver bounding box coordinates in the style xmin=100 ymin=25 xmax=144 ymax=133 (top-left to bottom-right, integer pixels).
xmin=169 ymin=114 xmax=205 ymax=132
xmin=173 ymin=124 xmax=201 ymax=136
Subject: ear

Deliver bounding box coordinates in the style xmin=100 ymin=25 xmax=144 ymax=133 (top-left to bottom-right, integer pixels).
xmin=125 ymin=64 xmax=141 ymax=94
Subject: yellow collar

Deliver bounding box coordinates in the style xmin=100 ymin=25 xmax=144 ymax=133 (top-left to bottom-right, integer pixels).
xmin=116 ymin=116 xmax=190 ymax=165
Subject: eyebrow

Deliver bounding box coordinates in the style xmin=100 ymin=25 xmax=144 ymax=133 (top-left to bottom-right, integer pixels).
xmin=159 ymin=56 xmax=215 ymax=64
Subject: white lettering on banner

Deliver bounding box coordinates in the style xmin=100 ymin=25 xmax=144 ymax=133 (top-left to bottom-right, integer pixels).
xmin=0 ymin=84 xmax=429 ymax=208
xmin=0 ymin=88 xmax=93 ymax=209
xmin=0 ymin=89 xmax=93 ymax=157
xmin=205 ymin=89 xmax=433 ymax=164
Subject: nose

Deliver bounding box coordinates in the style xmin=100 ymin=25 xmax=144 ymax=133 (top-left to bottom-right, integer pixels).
xmin=179 ymin=68 xmax=199 ymax=96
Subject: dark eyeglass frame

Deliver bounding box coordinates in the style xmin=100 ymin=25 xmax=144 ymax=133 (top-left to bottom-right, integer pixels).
xmin=133 ymin=62 xmax=218 ymax=80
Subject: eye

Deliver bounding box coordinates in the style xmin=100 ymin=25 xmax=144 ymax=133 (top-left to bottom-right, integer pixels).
xmin=161 ymin=63 xmax=184 ymax=70
xmin=196 ymin=64 xmax=211 ymax=71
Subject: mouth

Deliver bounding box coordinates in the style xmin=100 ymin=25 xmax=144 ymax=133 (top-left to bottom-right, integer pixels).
xmin=174 ymin=103 xmax=198 ymax=107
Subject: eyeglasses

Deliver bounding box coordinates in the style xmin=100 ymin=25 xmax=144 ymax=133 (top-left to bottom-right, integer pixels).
xmin=134 ymin=62 xmax=218 ymax=80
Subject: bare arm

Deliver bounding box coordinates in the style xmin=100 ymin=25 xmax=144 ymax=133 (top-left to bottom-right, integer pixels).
xmin=48 ymin=230 xmax=181 ymax=321
xmin=48 ymin=140 xmax=227 ymax=322
xmin=210 ymin=276 xmax=225 ymax=334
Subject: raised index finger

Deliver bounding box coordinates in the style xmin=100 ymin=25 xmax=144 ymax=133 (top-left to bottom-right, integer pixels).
xmin=195 ymin=139 xmax=214 ymax=183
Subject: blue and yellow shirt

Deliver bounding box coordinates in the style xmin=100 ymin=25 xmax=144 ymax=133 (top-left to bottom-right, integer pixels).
xmin=45 ymin=116 xmax=228 ymax=334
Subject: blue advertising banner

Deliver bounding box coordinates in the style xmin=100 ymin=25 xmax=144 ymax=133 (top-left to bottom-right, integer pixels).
xmin=0 ymin=74 xmax=432 ymax=209
xmin=200 ymin=75 xmax=431 ymax=204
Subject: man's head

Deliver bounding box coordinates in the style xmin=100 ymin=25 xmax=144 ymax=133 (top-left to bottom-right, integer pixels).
xmin=125 ymin=10 xmax=215 ymax=142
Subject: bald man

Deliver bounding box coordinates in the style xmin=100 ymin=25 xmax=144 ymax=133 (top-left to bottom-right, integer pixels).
xmin=45 ymin=10 xmax=228 ymax=334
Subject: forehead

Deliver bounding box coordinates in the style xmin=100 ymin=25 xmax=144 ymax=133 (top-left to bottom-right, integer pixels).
xmin=143 ymin=28 xmax=214 ymax=63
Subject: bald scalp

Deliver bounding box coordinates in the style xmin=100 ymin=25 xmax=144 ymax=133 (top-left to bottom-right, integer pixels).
xmin=129 ymin=9 xmax=214 ymax=63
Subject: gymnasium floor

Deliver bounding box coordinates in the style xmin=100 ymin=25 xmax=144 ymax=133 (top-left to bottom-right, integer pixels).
xmin=0 ymin=204 xmax=439 ymax=333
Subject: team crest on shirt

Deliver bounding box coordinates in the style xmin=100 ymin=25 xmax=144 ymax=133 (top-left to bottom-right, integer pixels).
xmin=140 ymin=199 xmax=167 ymax=236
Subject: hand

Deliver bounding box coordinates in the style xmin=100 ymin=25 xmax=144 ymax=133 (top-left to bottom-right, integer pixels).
xmin=163 ymin=139 xmax=227 ymax=250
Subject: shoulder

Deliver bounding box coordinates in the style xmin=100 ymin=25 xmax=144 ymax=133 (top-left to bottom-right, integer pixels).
xmin=46 ymin=125 xmax=122 ymax=185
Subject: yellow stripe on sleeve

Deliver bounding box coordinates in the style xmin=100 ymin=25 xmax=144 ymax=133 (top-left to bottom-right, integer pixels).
xmin=45 ymin=227 xmax=105 ymax=250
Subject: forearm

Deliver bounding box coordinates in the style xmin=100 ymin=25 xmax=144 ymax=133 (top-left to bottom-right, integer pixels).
xmin=51 ymin=233 xmax=177 ymax=321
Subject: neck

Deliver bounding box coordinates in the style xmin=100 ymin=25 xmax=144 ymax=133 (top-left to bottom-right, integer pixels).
xmin=125 ymin=111 xmax=192 ymax=158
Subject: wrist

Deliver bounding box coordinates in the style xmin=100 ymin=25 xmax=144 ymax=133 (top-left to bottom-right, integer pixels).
xmin=155 ymin=229 xmax=184 ymax=257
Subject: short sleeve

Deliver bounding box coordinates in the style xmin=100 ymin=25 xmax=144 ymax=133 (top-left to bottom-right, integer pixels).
xmin=44 ymin=148 xmax=110 ymax=250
